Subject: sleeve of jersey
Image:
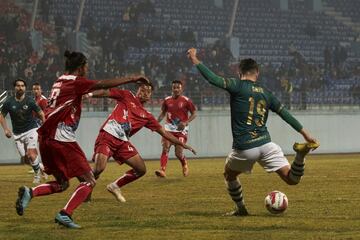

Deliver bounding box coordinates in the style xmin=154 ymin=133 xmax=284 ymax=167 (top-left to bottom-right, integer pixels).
xmin=39 ymin=99 xmax=48 ymax=111
xmin=271 ymin=95 xmax=303 ymax=132
xmin=187 ymin=99 xmax=196 ymax=112
xmin=31 ymin=99 xmax=41 ymax=113
xmin=146 ymin=114 xmax=162 ymax=131
xmin=75 ymin=77 xmax=97 ymax=95
xmin=0 ymin=100 xmax=9 ymax=116
xmin=109 ymin=88 xmax=126 ymax=101
xmin=196 ymin=63 xmax=238 ymax=92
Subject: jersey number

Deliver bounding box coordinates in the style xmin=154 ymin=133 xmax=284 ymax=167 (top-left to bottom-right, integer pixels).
xmin=49 ymin=88 xmax=61 ymax=108
xmin=246 ymin=97 xmax=267 ymax=127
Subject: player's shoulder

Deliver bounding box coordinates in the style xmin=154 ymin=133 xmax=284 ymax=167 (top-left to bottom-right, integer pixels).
xmin=41 ymin=95 xmax=47 ymax=100
xmin=25 ymin=95 xmax=36 ymax=103
xmin=164 ymin=96 xmax=172 ymax=101
xmin=180 ymin=95 xmax=191 ymax=101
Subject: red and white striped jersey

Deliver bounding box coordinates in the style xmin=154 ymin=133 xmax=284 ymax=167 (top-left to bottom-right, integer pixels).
xmin=37 ymin=74 xmax=96 ymax=142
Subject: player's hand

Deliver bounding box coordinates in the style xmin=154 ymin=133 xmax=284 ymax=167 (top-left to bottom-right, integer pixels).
xmin=82 ymin=93 xmax=93 ymax=100
xmin=301 ymin=129 xmax=319 ymax=149
xmin=186 ymin=48 xmax=200 ymax=65
xmin=4 ymin=129 xmax=12 ymax=138
xmin=177 ymin=122 xmax=187 ymax=131
xmin=184 ymin=144 xmax=196 ymax=155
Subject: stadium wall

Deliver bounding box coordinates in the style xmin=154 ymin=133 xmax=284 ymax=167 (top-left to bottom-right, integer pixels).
xmin=0 ymin=112 xmax=358 ymax=164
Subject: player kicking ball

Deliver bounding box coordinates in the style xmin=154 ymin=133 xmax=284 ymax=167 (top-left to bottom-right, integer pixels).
xmin=187 ymin=48 xmax=319 ymax=216
xmin=87 ymin=82 xmax=196 ymax=203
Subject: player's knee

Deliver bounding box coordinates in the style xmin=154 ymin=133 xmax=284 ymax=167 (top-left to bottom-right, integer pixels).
xmin=162 ymin=145 xmax=170 ymax=153
xmin=88 ymin=179 xmax=96 ymax=188
xmin=60 ymin=181 xmax=70 ymax=191
xmin=134 ymin=166 xmax=146 ymax=177
xmin=223 ymin=170 xmax=237 ymax=181
xmin=175 ymin=151 xmax=183 ymax=160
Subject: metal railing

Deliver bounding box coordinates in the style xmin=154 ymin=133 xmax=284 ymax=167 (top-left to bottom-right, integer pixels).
xmin=1 ymin=89 xmax=359 ymax=112
xmin=0 ymin=91 xmax=7 ymax=110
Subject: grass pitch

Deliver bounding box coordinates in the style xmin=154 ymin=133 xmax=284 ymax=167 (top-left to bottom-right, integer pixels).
xmin=0 ymin=154 xmax=359 ymax=240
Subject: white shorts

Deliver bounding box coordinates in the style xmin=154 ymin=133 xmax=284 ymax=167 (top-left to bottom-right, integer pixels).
xmin=225 ymin=142 xmax=290 ymax=173
xmin=13 ymin=128 xmax=38 ymax=157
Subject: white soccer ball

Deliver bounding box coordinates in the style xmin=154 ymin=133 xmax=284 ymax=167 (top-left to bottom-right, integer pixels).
xmin=264 ymin=190 xmax=288 ymax=214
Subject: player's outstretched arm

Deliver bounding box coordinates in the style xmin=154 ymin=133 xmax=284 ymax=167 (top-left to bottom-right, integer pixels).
xmin=156 ymin=127 xmax=196 ymax=155
xmin=299 ymin=128 xmax=318 ymax=145
xmin=0 ymin=113 xmax=12 ymax=138
xmin=91 ymin=75 xmax=149 ymax=91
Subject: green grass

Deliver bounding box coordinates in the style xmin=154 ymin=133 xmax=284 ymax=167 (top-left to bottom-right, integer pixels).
xmin=0 ymin=154 xmax=359 ymax=240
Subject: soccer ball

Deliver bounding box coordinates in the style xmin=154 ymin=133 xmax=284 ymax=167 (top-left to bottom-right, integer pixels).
xmin=264 ymin=191 xmax=288 ymax=214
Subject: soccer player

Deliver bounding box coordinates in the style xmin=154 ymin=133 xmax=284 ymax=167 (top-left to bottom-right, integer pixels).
xmin=0 ymin=79 xmax=45 ymax=184
xmin=155 ymin=80 xmax=196 ymax=178
xmin=15 ymin=50 xmax=149 ymax=228
xmin=32 ymin=82 xmax=47 ymax=112
xmin=187 ymin=48 xmax=319 ymax=216
xmin=88 ymin=82 xmax=196 ymax=202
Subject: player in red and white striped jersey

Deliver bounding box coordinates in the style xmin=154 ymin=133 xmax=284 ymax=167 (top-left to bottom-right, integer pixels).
xmin=15 ymin=50 xmax=149 ymax=229
xmin=88 ymin=82 xmax=196 ymax=202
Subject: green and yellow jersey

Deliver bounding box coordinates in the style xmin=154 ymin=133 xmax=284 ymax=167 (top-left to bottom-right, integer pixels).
xmin=196 ymin=63 xmax=303 ymax=150
xmin=1 ymin=95 xmax=41 ymax=135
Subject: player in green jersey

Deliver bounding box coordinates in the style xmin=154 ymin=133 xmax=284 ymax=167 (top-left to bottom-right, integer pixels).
xmin=0 ymin=79 xmax=45 ymax=184
xmin=187 ymin=48 xmax=319 ymax=216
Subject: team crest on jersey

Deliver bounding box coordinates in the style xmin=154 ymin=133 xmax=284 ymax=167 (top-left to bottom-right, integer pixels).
xmin=178 ymin=103 xmax=183 ymax=108
xmin=23 ymin=105 xmax=28 ymax=110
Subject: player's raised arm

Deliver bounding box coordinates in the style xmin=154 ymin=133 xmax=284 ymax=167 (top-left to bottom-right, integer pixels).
xmin=187 ymin=48 xmax=237 ymax=91
xmin=156 ymin=127 xmax=196 ymax=155
xmin=91 ymin=75 xmax=149 ymax=91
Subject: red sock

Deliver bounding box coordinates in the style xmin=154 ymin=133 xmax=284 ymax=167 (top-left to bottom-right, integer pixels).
xmin=179 ymin=156 xmax=187 ymax=166
xmin=115 ymin=169 xmax=140 ymax=188
xmin=62 ymin=182 xmax=92 ymax=216
xmin=32 ymin=181 xmax=63 ymax=197
xmin=160 ymin=151 xmax=168 ymax=171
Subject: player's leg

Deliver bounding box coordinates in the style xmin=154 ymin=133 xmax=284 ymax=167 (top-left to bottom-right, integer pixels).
xmin=277 ymin=142 xmax=319 ymax=185
xmin=174 ymin=138 xmax=189 ymax=176
xmin=223 ymin=149 xmax=258 ymax=216
xmin=55 ymin=171 xmax=95 ymax=229
xmin=52 ymin=141 xmax=95 ymax=229
xmin=24 ymin=129 xmax=43 ymax=184
xmin=16 ymin=171 xmax=69 ymax=216
xmin=107 ymin=143 xmax=145 ymax=202
xmin=155 ymin=136 xmax=171 ymax=177
xmin=93 ymin=153 xmax=110 ymax=179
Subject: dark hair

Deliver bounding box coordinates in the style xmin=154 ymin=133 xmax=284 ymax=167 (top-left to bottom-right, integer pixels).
xmin=13 ymin=78 xmax=27 ymax=87
xmin=239 ymin=58 xmax=259 ymax=75
xmin=172 ymin=80 xmax=183 ymax=85
xmin=138 ymin=81 xmax=154 ymax=91
xmin=64 ymin=50 xmax=87 ymax=73
xmin=32 ymin=82 xmax=41 ymax=86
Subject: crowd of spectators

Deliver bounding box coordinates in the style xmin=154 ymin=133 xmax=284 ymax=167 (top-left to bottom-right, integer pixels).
xmin=1 ymin=0 xmax=359 ymax=109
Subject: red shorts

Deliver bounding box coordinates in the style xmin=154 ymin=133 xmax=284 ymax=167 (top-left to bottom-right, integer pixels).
xmin=162 ymin=131 xmax=187 ymax=145
xmin=39 ymin=137 xmax=91 ymax=181
xmin=93 ymin=131 xmax=138 ymax=164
